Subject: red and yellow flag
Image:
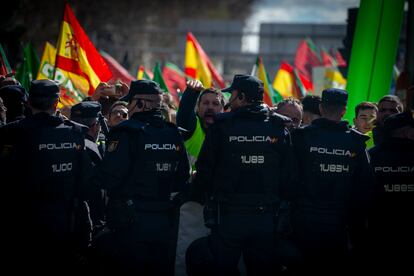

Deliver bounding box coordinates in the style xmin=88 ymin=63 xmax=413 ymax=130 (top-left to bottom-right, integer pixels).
xmin=37 ymin=42 xmax=88 ymax=107
xmin=272 ymin=62 xmax=297 ymax=99
xmin=254 ymin=57 xmax=282 ymax=106
xmin=273 ymin=61 xmax=313 ymax=100
xmin=55 ymin=3 xmax=112 ymax=96
xmin=136 ymin=65 xmax=153 ymax=80
xmin=184 ymin=32 xmax=225 ymax=88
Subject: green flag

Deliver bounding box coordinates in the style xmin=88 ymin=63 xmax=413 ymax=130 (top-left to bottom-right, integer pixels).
xmin=152 ymin=62 xmax=169 ymax=93
xmin=15 ymin=43 xmax=40 ymax=90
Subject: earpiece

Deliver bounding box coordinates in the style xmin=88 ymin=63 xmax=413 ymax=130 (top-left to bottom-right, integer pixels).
xmin=224 ymin=92 xmax=243 ymax=110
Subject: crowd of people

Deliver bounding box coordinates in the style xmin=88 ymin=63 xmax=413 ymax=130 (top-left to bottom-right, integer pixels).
xmin=0 ymin=73 xmax=413 ymax=275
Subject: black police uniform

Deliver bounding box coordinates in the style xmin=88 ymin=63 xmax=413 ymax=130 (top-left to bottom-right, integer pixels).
xmin=71 ymin=101 xmax=108 ymax=232
xmin=290 ymin=88 xmax=375 ymax=275
xmin=368 ymin=112 xmax=414 ymax=275
xmin=71 ymin=101 xmax=104 ymax=166
xmin=190 ymin=75 xmax=293 ymax=276
xmin=0 ymin=79 xmax=93 ymax=274
xmin=93 ymin=80 xmax=190 ymax=275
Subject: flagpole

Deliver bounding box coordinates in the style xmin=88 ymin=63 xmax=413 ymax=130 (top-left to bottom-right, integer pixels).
xmin=251 ymin=56 xmax=259 ymax=76
xmin=53 ymin=1 xmax=67 ymax=81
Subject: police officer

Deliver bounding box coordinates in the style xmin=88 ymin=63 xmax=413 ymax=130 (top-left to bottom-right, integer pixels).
xmin=70 ymin=101 xmax=109 ymax=232
xmin=188 ymin=74 xmax=293 ymax=275
xmin=368 ymin=111 xmax=414 ymax=275
xmin=0 ymin=84 xmax=28 ymax=123
xmin=71 ymin=101 xmax=104 ymax=165
xmin=372 ymin=95 xmax=404 ymax=145
xmin=0 ymin=79 xmax=93 ymax=274
xmin=290 ymin=88 xmax=375 ymax=275
xmin=93 ymin=80 xmax=190 ymax=275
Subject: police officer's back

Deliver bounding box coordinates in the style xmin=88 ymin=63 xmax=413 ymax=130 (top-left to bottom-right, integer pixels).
xmin=290 ymin=88 xmax=375 ymax=275
xmin=190 ymin=75 xmax=293 ymax=275
xmin=368 ymin=111 xmax=414 ymax=275
xmin=0 ymin=80 xmax=92 ymax=274
xmin=71 ymin=101 xmax=104 ymax=165
xmin=70 ymin=101 xmax=109 ymax=233
xmin=93 ymin=80 xmax=190 ymax=275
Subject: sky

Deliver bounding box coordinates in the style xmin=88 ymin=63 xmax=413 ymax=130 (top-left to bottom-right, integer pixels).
xmin=242 ymin=0 xmax=360 ymax=52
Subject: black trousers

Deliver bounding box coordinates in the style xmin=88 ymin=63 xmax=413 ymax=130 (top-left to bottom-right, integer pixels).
xmin=187 ymin=210 xmax=277 ymax=276
xmin=291 ymin=212 xmax=349 ymax=276
xmin=108 ymin=211 xmax=174 ymax=276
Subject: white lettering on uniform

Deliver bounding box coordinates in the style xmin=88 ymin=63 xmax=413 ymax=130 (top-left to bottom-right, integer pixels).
xmin=384 ymin=184 xmax=414 ymax=192
xmin=229 ymin=136 xmax=276 ymax=143
xmin=319 ymin=163 xmax=349 ymax=173
xmin=310 ymin=147 xmax=353 ymax=157
xmin=39 ymin=143 xmax=77 ymax=151
xmin=52 ymin=162 xmax=73 ymax=173
xmin=241 ymin=155 xmax=265 ymax=164
xmin=156 ymin=163 xmax=172 ymax=172
xmin=375 ymin=167 xmax=414 ymax=173
xmin=144 ymin=144 xmax=177 ymax=151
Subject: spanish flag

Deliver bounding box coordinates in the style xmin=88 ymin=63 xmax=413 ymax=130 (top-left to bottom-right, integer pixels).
xmin=184 ymin=32 xmax=225 ymax=88
xmin=273 ymin=61 xmax=312 ymax=99
xmin=136 ymin=65 xmax=153 ymax=80
xmin=55 ymin=3 xmax=112 ymax=96
xmin=37 ymin=42 xmax=87 ymax=107
xmin=272 ymin=62 xmax=297 ymax=99
xmin=253 ymin=56 xmax=281 ymax=106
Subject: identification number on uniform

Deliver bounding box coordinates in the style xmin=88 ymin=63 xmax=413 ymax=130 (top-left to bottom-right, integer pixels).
xmin=52 ymin=162 xmax=73 ymax=173
xmin=241 ymin=155 xmax=264 ymax=164
xmin=384 ymin=184 xmax=414 ymax=192
xmin=319 ymin=163 xmax=349 ymax=173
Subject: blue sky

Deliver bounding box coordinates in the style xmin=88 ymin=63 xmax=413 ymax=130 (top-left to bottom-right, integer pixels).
xmin=243 ymin=0 xmax=360 ymax=52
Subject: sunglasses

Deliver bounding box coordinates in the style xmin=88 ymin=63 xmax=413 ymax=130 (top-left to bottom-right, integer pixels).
xmin=111 ymin=109 xmax=128 ymax=118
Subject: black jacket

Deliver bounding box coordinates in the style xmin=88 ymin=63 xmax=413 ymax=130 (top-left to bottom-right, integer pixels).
xmin=0 ymin=112 xmax=92 ymax=247
xmin=290 ymin=118 xmax=375 ymax=245
xmin=94 ymin=109 xmax=190 ymax=203
xmin=368 ymin=138 xmax=414 ymax=238
xmin=194 ymin=104 xmax=293 ymax=205
xmin=176 ymin=87 xmax=203 ymax=140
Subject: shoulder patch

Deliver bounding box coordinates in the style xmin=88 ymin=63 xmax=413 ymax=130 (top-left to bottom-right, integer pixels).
xmin=107 ymin=140 xmax=119 ymax=152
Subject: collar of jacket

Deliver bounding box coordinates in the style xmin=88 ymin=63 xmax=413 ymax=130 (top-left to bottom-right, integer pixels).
xmin=381 ymin=137 xmax=414 ymax=149
xmin=234 ymin=103 xmax=270 ymax=119
xmin=130 ymin=109 xmax=164 ymax=126
xmin=30 ymin=112 xmax=64 ymax=126
xmin=311 ymin=117 xmax=349 ymax=131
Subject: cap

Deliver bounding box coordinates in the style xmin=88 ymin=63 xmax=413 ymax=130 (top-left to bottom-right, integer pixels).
xmin=0 ymin=85 xmax=28 ymax=104
xmin=29 ymin=79 xmax=60 ymax=99
xmin=120 ymin=80 xmax=163 ymax=102
xmin=321 ymin=88 xmax=348 ymax=106
xmin=71 ymin=101 xmax=102 ymax=119
xmin=222 ymin=74 xmax=264 ymax=101
xmin=383 ymin=111 xmax=414 ymax=133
